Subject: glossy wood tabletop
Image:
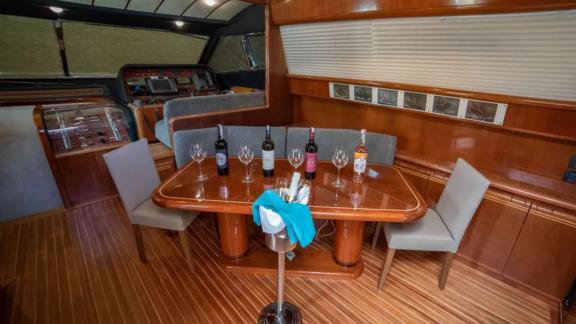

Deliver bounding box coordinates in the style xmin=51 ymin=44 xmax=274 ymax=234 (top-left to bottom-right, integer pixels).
xmin=154 ymin=157 xmax=427 ymax=222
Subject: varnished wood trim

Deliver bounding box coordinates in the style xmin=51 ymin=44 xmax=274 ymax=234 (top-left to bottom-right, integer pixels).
xmin=395 ymin=154 xmax=576 ymax=213
xmin=54 ymin=143 xmax=126 ymax=158
xmin=0 ymin=88 xmax=104 ymax=104
xmin=288 ymin=74 xmax=576 ymax=112
xmin=272 ymin=1 xmax=576 ymax=26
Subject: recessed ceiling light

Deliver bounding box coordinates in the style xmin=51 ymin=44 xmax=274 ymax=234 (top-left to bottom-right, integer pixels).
xmin=174 ymin=20 xmax=184 ymax=27
xmin=205 ymin=0 xmax=217 ymax=6
xmin=49 ymin=6 xmax=64 ymax=14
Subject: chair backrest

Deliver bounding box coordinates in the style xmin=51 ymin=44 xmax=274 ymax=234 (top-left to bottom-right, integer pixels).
xmin=286 ymin=127 xmax=397 ymax=164
xmin=103 ymin=139 xmax=160 ymax=219
xmin=163 ymin=91 xmax=265 ymax=129
xmin=436 ymin=158 xmax=490 ymax=246
xmin=173 ymin=126 xmax=287 ymax=169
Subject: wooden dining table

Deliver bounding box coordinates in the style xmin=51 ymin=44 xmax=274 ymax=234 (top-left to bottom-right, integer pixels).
xmin=153 ymin=157 xmax=427 ymax=280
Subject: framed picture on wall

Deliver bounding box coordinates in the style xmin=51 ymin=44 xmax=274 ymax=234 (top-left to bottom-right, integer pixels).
xmin=432 ymin=95 xmax=460 ymax=117
xmin=353 ymin=86 xmax=372 ymax=103
xmin=376 ymin=88 xmax=399 ymax=107
xmin=465 ymin=100 xmax=498 ymax=123
xmin=330 ymin=83 xmax=351 ymax=100
xmin=403 ymin=91 xmax=427 ymax=111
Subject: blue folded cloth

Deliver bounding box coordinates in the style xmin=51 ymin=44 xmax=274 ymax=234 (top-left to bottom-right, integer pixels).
xmin=252 ymin=190 xmax=316 ymax=248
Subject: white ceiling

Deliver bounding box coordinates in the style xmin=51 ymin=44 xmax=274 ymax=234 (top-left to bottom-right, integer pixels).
xmin=59 ymin=0 xmax=253 ymax=21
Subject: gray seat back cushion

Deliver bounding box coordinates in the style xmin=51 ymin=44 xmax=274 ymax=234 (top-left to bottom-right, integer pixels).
xmin=163 ymin=91 xmax=265 ymax=128
xmin=103 ymin=139 xmax=160 ymax=219
xmin=436 ymin=158 xmax=490 ymax=246
xmin=286 ymin=127 xmax=397 ymax=164
xmin=173 ymin=126 xmax=287 ymax=169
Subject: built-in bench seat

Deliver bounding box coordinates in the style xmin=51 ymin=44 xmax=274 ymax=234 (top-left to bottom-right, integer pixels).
xmin=155 ymin=92 xmax=266 ymax=148
xmin=173 ymin=126 xmax=397 ymax=169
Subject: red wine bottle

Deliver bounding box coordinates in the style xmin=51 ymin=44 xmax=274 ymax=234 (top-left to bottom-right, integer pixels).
xmin=304 ymin=127 xmax=317 ymax=179
xmin=215 ymin=124 xmax=229 ymax=176
xmin=262 ymin=125 xmax=275 ymax=177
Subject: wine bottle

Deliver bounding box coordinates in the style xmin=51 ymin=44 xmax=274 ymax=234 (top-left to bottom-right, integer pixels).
xmin=262 ymin=125 xmax=275 ymax=177
xmin=214 ymin=124 xmax=229 ymax=176
xmin=353 ymin=129 xmax=368 ymax=183
xmin=304 ymin=127 xmax=317 ymax=180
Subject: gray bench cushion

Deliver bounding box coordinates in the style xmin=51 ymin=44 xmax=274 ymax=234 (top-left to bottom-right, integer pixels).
xmin=173 ymin=126 xmax=287 ymax=169
xmin=155 ymin=92 xmax=266 ymax=147
xmin=286 ymin=127 xmax=397 ymax=165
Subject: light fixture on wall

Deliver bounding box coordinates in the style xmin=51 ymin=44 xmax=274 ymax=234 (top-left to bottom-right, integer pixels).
xmin=205 ymin=0 xmax=217 ymax=6
xmin=49 ymin=6 xmax=64 ymax=14
xmin=174 ymin=20 xmax=184 ymax=28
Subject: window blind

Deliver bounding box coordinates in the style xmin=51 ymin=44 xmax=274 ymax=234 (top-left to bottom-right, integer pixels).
xmin=280 ymin=11 xmax=576 ymax=102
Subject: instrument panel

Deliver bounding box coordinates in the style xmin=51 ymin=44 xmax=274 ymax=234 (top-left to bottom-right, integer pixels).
xmin=118 ymin=64 xmax=219 ymax=105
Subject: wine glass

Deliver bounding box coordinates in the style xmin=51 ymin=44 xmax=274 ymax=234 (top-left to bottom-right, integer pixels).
xmin=190 ymin=143 xmax=208 ymax=181
xmin=331 ymin=148 xmax=348 ymax=188
xmin=288 ymin=147 xmax=304 ymax=171
xmin=275 ymin=177 xmax=288 ymax=200
xmin=238 ymin=145 xmax=255 ymax=183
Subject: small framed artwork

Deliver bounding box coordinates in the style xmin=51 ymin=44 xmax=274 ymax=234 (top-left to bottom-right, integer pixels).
xmin=569 ymin=155 xmax=576 ymax=169
xmin=465 ymin=100 xmax=499 ymax=123
xmin=330 ymin=83 xmax=351 ymax=100
xmin=353 ymin=86 xmax=372 ymax=103
xmin=376 ymin=88 xmax=398 ymax=107
xmin=403 ymin=91 xmax=427 ymax=111
xmin=563 ymin=170 xmax=576 ymax=184
xmin=432 ymin=96 xmax=460 ymax=117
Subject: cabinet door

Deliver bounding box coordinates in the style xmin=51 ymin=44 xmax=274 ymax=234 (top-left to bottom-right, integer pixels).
xmin=503 ymin=205 xmax=576 ymax=300
xmin=458 ymin=191 xmax=529 ymax=274
xmin=56 ymin=150 xmax=117 ymax=205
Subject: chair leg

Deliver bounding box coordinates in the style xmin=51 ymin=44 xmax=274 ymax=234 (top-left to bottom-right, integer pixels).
xmin=179 ymin=230 xmax=194 ymax=270
xmin=377 ymin=248 xmax=396 ymax=291
xmin=439 ymin=252 xmax=455 ymax=290
xmin=371 ymin=222 xmax=383 ymax=251
xmin=131 ymin=224 xmax=147 ymax=263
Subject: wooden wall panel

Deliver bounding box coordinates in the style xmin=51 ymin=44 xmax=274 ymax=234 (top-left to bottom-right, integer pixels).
xmin=289 ymin=78 xmax=576 ymax=185
xmin=458 ymin=193 xmax=529 ymax=274
xmin=503 ymin=206 xmax=576 ymax=299
xmin=271 ymin=0 xmax=576 ymax=25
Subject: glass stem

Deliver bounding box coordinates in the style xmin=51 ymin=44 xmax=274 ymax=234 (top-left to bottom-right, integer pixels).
xmin=198 ymin=162 xmax=203 ymax=177
xmin=245 ymin=164 xmax=249 ymax=180
xmin=337 ymin=168 xmax=341 ymax=183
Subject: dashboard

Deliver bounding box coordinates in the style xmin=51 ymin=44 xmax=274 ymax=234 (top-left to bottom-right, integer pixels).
xmin=117 ymin=64 xmax=220 ymax=105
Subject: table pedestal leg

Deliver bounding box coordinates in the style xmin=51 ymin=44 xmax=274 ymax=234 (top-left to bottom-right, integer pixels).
xmin=333 ymin=220 xmax=366 ymax=266
xmin=217 ymin=213 xmax=249 ymax=258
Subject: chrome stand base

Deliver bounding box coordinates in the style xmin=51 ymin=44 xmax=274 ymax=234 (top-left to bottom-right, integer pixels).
xmin=258 ymin=302 xmax=302 ymax=324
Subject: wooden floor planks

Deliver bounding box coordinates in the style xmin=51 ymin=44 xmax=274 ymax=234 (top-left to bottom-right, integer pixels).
xmin=0 ymin=197 xmax=573 ymax=323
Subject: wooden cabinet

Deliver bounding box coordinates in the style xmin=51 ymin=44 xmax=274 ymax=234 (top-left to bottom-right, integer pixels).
xmin=149 ymin=143 xmax=176 ymax=181
xmin=503 ymin=205 xmax=576 ymax=300
xmin=458 ymin=191 xmax=529 ymax=274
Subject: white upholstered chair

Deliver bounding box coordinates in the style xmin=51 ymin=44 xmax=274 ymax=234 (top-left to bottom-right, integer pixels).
xmin=373 ymin=158 xmax=489 ymax=290
xmin=103 ymin=139 xmax=198 ymax=268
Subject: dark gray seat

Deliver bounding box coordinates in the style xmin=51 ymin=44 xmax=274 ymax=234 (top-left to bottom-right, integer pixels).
xmin=155 ymin=91 xmax=266 ymax=147
xmin=173 ymin=126 xmax=287 ymax=169
xmin=286 ymin=127 xmax=397 ymax=164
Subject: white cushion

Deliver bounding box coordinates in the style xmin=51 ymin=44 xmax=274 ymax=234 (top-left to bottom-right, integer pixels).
xmin=385 ymin=209 xmax=457 ymax=252
xmin=132 ymin=198 xmax=197 ymax=231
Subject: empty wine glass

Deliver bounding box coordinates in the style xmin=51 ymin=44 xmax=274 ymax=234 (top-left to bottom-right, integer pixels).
xmin=190 ymin=143 xmax=208 ymax=181
xmin=238 ymin=145 xmax=255 ymax=183
xmin=288 ymin=147 xmax=305 ymax=171
xmin=331 ymin=148 xmax=348 ymax=188
xmin=275 ymin=176 xmax=288 ymax=200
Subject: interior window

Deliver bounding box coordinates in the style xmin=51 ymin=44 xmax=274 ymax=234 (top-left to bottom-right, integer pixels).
xmin=244 ymin=33 xmax=265 ymax=70
xmin=0 ymin=15 xmax=64 ymax=78
xmin=62 ymin=21 xmax=208 ymax=77
xmin=208 ymin=35 xmax=250 ymax=73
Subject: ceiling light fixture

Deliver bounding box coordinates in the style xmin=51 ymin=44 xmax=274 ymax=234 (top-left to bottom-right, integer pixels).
xmin=205 ymin=0 xmax=217 ymax=6
xmin=49 ymin=6 xmax=64 ymax=14
xmin=174 ymin=20 xmax=185 ymax=27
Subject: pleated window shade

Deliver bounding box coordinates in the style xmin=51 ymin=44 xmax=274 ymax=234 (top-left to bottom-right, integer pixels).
xmin=280 ymin=11 xmax=576 ymax=102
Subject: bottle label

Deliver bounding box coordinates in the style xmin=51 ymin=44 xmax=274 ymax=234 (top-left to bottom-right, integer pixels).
xmin=262 ymin=150 xmax=274 ymax=170
xmin=354 ymin=152 xmax=367 ymax=173
xmin=305 ymin=152 xmax=317 ymax=172
xmin=215 ymin=151 xmax=228 ymax=167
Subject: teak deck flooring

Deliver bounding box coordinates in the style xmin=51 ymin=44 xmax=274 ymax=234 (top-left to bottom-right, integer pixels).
xmin=0 ymin=197 xmax=572 ymax=323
